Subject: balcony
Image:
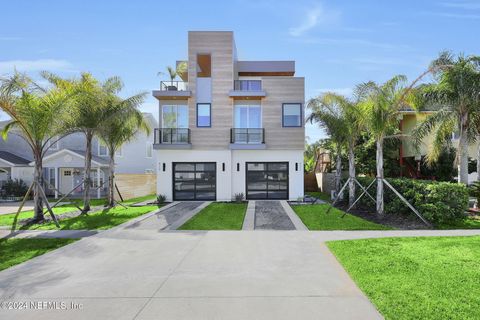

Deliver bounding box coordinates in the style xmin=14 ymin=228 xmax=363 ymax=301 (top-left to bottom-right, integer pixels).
xmin=152 ymin=81 xmax=191 ymax=100
xmin=230 ymin=128 xmax=266 ymax=150
xmin=153 ymin=128 xmax=192 ymax=149
xmin=229 ymin=80 xmax=266 ymax=99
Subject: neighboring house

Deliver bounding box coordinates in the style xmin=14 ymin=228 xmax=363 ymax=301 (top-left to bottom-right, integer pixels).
xmin=0 ymin=113 xmax=158 ymax=198
xmin=153 ymin=31 xmax=305 ymax=201
xmin=399 ymin=110 xmax=479 ymax=183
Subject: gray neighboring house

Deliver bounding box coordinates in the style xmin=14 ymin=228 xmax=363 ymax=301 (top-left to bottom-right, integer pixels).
xmin=0 ymin=113 xmax=158 ymax=198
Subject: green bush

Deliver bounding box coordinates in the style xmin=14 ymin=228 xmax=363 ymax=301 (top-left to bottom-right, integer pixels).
xmin=2 ymin=179 xmax=28 ymax=197
xmin=355 ymin=177 xmax=468 ymax=224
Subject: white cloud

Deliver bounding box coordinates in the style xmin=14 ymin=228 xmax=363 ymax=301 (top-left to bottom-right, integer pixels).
xmin=440 ymin=1 xmax=480 ymax=10
xmin=289 ymin=3 xmax=340 ymax=37
xmin=0 ymin=59 xmax=75 ymax=74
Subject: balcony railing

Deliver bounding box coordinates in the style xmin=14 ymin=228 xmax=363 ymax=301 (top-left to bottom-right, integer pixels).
xmin=230 ymin=128 xmax=265 ymax=144
xmin=233 ymin=80 xmax=262 ymax=91
xmin=154 ymin=128 xmax=191 ymax=144
xmin=160 ymin=81 xmax=188 ymax=91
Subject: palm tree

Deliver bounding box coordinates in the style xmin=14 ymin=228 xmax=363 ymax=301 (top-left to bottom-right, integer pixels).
xmin=0 ymin=72 xmax=73 ymax=221
xmin=357 ymin=75 xmax=411 ymax=217
xmin=158 ymin=62 xmax=187 ymax=89
xmin=43 ymin=72 xmax=141 ymax=213
xmin=98 ymin=95 xmax=149 ymax=207
xmin=307 ymin=93 xmax=363 ymax=206
xmin=412 ymin=52 xmax=480 ymax=184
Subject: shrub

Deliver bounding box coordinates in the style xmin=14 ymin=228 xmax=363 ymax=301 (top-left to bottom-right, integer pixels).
xmin=156 ymin=194 xmax=167 ymax=204
xmin=2 ymin=179 xmax=28 ymax=197
xmin=355 ymin=177 xmax=468 ymax=224
xmin=234 ymin=193 xmax=244 ymax=203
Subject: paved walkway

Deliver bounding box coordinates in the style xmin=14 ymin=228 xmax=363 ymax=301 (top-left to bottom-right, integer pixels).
xmin=254 ymin=200 xmax=295 ymax=230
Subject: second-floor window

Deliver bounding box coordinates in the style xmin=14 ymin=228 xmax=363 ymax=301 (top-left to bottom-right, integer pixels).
xmin=162 ymin=105 xmax=188 ymax=128
xmin=115 ymin=147 xmax=122 ymax=157
xmin=282 ymin=103 xmax=302 ymax=127
xmin=234 ymin=105 xmax=261 ymax=128
xmin=98 ymin=142 xmax=108 ymax=156
xmin=197 ymin=103 xmax=211 ymax=127
xmin=146 ymin=142 xmax=152 ymax=158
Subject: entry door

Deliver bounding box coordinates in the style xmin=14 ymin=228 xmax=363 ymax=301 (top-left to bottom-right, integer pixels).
xmin=173 ymin=163 xmax=216 ymax=200
xmin=246 ymin=162 xmax=289 ymax=199
xmin=60 ymin=168 xmax=73 ymax=194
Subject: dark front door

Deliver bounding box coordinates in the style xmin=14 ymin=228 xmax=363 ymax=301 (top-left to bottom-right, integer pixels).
xmin=173 ymin=162 xmax=216 ymax=201
xmin=246 ymin=162 xmax=289 ymax=200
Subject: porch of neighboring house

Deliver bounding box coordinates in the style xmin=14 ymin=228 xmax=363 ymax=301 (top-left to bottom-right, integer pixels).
xmin=40 ymin=149 xmax=109 ymax=199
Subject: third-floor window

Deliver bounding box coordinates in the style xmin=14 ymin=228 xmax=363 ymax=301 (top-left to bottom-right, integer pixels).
xmin=234 ymin=105 xmax=261 ymax=128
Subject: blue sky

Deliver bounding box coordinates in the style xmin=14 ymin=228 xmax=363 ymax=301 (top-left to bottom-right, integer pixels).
xmin=1 ymin=0 xmax=479 ymax=141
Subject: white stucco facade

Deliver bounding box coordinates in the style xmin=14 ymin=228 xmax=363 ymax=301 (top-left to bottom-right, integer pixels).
xmin=156 ymin=149 xmax=304 ymax=202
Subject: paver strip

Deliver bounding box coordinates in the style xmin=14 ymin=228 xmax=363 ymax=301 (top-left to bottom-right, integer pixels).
xmin=254 ymin=200 xmax=295 ymax=230
xmin=242 ymin=201 xmax=255 ymax=230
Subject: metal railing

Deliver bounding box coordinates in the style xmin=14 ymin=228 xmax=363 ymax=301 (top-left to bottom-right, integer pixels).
xmin=230 ymin=128 xmax=265 ymax=144
xmin=154 ymin=128 xmax=191 ymax=144
xmin=233 ymin=80 xmax=262 ymax=91
xmin=160 ymin=81 xmax=188 ymax=91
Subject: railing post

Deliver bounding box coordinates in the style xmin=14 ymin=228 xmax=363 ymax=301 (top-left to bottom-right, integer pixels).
xmin=262 ymin=128 xmax=265 ymax=144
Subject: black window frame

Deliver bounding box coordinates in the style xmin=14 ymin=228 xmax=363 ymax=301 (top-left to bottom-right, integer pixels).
xmin=172 ymin=162 xmax=216 ymax=201
xmin=245 ymin=162 xmax=289 ymax=200
xmin=196 ymin=103 xmax=212 ymax=128
xmin=282 ymin=103 xmax=303 ymax=127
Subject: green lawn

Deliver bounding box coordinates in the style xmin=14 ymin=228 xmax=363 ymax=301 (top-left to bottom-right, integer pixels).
xmin=437 ymin=216 xmax=480 ymax=229
xmin=179 ymin=202 xmax=247 ymax=230
xmin=328 ymin=236 xmax=480 ymax=320
xmin=0 ymin=238 xmax=77 ymax=271
xmin=306 ymin=191 xmax=331 ymax=202
xmin=293 ymin=204 xmax=391 ymax=230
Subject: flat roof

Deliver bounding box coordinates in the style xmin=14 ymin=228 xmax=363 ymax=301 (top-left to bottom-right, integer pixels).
xmin=237 ymin=61 xmax=295 ymax=76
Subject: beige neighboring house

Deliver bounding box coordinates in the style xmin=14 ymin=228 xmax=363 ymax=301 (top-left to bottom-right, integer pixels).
xmin=400 ymin=110 xmax=479 ymax=183
xmin=153 ymin=31 xmax=305 ymax=201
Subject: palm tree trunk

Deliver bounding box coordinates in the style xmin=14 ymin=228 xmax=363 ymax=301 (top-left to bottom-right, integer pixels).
xmin=458 ymin=128 xmax=469 ymax=184
xmin=376 ymin=138 xmax=384 ymax=217
xmin=82 ymin=131 xmax=93 ymax=213
xmin=33 ymin=151 xmax=44 ymax=221
xmin=108 ymin=149 xmax=115 ymax=207
xmin=348 ymin=143 xmax=356 ymax=208
xmin=335 ymin=146 xmax=342 ymax=199
xmin=477 ymin=138 xmax=480 ymax=182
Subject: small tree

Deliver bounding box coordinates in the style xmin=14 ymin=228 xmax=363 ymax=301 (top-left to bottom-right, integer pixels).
xmin=0 ymin=72 xmax=72 ymax=221
xmin=98 ymin=94 xmax=149 ymax=207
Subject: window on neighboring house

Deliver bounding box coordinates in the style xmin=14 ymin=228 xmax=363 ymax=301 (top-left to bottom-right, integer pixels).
xmin=98 ymin=142 xmax=108 ymax=156
xmin=90 ymin=170 xmax=105 ymax=188
xmin=146 ymin=142 xmax=153 ymax=158
xmin=145 ymin=169 xmax=154 ymax=174
xmin=115 ymin=147 xmax=122 ymax=157
xmin=48 ymin=168 xmax=55 ymax=188
xmin=45 ymin=136 xmax=59 ymax=151
xmin=197 ymin=103 xmax=211 ymax=127
xmin=282 ymin=103 xmax=302 ymax=127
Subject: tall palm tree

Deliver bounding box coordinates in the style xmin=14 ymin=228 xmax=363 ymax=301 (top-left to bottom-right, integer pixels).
xmin=357 ymin=75 xmax=411 ymax=217
xmin=412 ymin=52 xmax=480 ymax=184
xmin=98 ymin=95 xmax=149 ymax=207
xmin=307 ymin=93 xmax=363 ymax=206
xmin=158 ymin=62 xmax=187 ymax=88
xmin=0 ymin=72 xmax=73 ymax=221
xmin=43 ymin=72 xmax=141 ymax=213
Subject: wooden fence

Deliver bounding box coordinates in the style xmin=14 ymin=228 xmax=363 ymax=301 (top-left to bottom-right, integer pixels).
xmin=114 ymin=174 xmax=156 ymax=200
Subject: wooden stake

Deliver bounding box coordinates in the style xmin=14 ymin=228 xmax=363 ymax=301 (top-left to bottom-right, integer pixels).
xmin=10 ymin=182 xmax=34 ymax=232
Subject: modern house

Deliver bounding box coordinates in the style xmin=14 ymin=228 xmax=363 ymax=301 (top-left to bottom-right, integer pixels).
xmin=153 ymin=31 xmax=305 ymax=201
xmin=0 ymin=113 xmax=158 ymax=198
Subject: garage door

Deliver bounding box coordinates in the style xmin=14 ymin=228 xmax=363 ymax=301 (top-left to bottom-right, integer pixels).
xmin=246 ymin=162 xmax=288 ymax=200
xmin=173 ymin=162 xmax=216 ymax=200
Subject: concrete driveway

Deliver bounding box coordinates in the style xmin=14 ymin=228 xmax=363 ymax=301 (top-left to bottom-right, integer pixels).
xmin=0 ymin=201 xmax=34 ymax=215
xmin=0 ymin=229 xmax=382 ymax=320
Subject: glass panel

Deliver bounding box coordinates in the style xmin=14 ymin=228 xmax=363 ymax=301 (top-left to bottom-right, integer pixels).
xmin=248 ymin=191 xmax=267 ymax=199
xmin=268 ymin=163 xmax=288 ymax=171
xmin=175 ymin=172 xmax=194 ymax=181
xmin=177 ymin=106 xmax=188 ymax=128
xmin=197 ymin=104 xmax=211 ymax=127
xmin=248 ymin=180 xmax=267 ymax=190
xmin=248 ymin=106 xmax=261 ymax=128
xmin=175 ymin=191 xmax=195 ymax=200
xmin=198 ymin=163 xmax=216 ymax=172
xmin=175 ymin=181 xmax=195 ymax=191
xmin=162 ymin=105 xmax=176 ymax=127
xmin=175 ymin=163 xmax=195 ymax=171
xmin=195 ymin=191 xmax=215 ymax=200
xmin=283 ymin=104 xmax=301 ymax=127
xmin=247 ymin=163 xmax=266 ymax=171
xmin=267 ymin=191 xmax=287 ymax=199
xmin=234 ymin=106 xmax=248 ymax=128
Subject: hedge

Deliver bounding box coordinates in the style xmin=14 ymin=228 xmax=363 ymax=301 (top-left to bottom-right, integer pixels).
xmin=351 ymin=177 xmax=468 ymax=224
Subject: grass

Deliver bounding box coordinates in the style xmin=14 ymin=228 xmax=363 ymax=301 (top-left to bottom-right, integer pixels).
xmin=306 ymin=191 xmax=331 ymax=202
xmin=0 ymin=238 xmax=77 ymax=271
xmin=292 ymin=204 xmax=391 ymax=230
xmin=327 ymin=236 xmax=480 ymax=320
xmin=179 ymin=202 xmax=247 ymax=230
xmin=437 ymin=215 xmax=480 ymax=229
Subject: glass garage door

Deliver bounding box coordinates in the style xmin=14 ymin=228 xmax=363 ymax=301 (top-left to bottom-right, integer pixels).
xmin=246 ymin=162 xmax=288 ymax=200
xmin=173 ymin=163 xmax=216 ymax=200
